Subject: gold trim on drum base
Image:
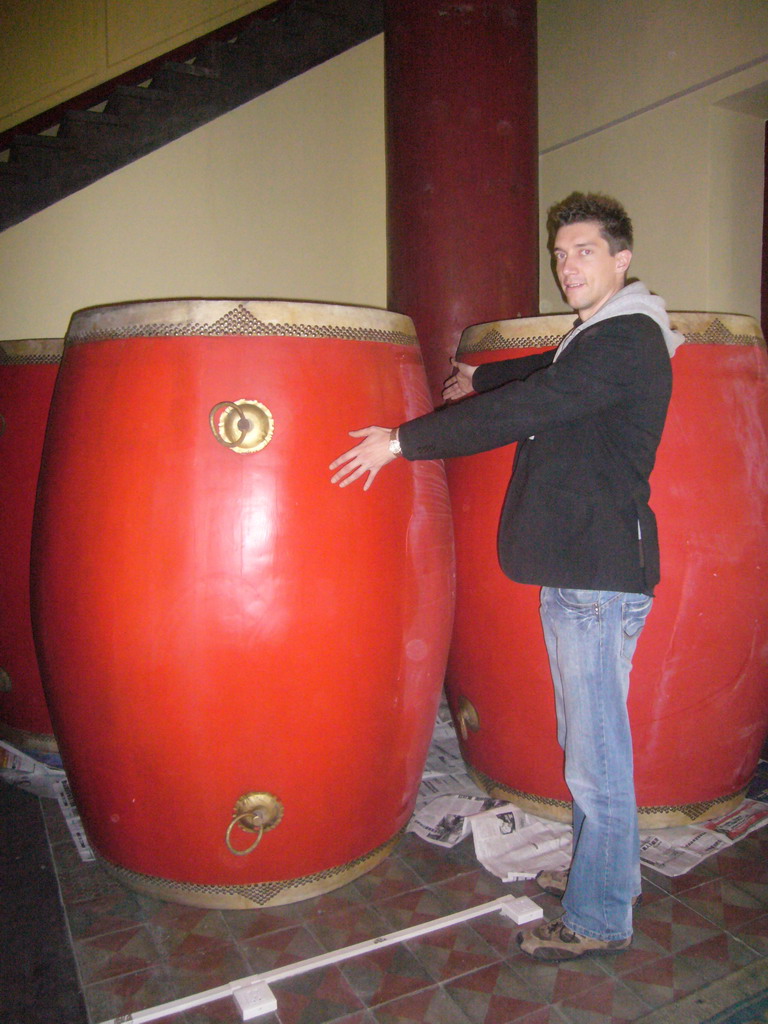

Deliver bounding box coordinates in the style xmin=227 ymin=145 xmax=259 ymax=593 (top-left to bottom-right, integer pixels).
xmin=468 ymin=765 xmax=748 ymax=829
xmin=97 ymin=829 xmax=405 ymax=909
xmin=468 ymin=766 xmax=572 ymax=823
xmin=0 ymin=720 xmax=59 ymax=756
xmin=637 ymin=790 xmax=747 ymax=829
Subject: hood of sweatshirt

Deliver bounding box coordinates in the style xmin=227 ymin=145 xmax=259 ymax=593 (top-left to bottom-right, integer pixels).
xmin=558 ymin=281 xmax=684 ymax=358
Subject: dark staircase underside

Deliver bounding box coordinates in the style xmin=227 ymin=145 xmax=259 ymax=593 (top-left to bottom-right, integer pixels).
xmin=0 ymin=0 xmax=383 ymax=233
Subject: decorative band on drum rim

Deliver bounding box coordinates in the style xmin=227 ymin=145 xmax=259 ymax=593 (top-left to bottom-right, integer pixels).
xmin=64 ymin=301 xmax=418 ymax=348
xmin=0 ymin=340 xmax=64 ymax=365
xmin=457 ymin=312 xmax=765 ymax=355
xmin=467 ymin=764 xmax=748 ymax=828
xmin=96 ymin=828 xmax=405 ymax=909
xmin=0 ymin=720 xmax=59 ymax=755
xmin=458 ymin=317 xmax=574 ymax=354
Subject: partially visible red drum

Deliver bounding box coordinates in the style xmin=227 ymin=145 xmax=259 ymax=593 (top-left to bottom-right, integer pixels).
xmin=446 ymin=312 xmax=768 ymax=827
xmin=0 ymin=339 xmax=62 ymax=760
xmin=31 ymin=300 xmax=454 ymax=907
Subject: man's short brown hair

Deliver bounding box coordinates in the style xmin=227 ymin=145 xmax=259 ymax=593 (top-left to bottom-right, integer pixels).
xmin=547 ymin=192 xmax=633 ymax=254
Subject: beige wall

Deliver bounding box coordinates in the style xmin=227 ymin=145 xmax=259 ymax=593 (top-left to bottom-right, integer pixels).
xmin=538 ymin=0 xmax=768 ymax=320
xmin=538 ymin=0 xmax=767 ymax=153
xmin=0 ymin=36 xmax=387 ymax=341
xmin=0 ymin=1 xmax=766 ymax=342
xmin=0 ymin=0 xmax=271 ymax=133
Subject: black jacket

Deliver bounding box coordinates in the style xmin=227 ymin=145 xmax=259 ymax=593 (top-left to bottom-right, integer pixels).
xmin=399 ymin=313 xmax=673 ymax=596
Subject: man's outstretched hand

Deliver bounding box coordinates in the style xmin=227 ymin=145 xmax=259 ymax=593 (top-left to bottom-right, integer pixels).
xmin=331 ymin=358 xmax=475 ymax=491
xmin=330 ymin=426 xmax=396 ymax=491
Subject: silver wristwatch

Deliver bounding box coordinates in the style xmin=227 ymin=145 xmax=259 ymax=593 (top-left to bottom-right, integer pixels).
xmin=388 ymin=428 xmax=402 ymax=457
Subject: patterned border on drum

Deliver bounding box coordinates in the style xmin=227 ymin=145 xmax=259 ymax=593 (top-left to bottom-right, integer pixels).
xmin=0 ymin=720 xmax=59 ymax=755
xmin=468 ymin=763 xmax=748 ymax=828
xmin=467 ymin=765 xmax=572 ymax=824
xmin=458 ymin=316 xmax=574 ymax=355
xmin=97 ymin=828 xmax=405 ymax=910
xmin=457 ymin=312 xmax=765 ymax=355
xmin=638 ymin=790 xmax=748 ymax=829
xmin=669 ymin=312 xmax=765 ymax=348
xmin=0 ymin=340 xmax=64 ymax=365
xmin=65 ymin=302 xmax=418 ymax=348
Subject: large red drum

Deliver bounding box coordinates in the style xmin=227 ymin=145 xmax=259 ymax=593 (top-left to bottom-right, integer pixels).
xmin=31 ymin=300 xmax=454 ymax=907
xmin=446 ymin=312 xmax=768 ymax=827
xmin=0 ymin=339 xmax=62 ymax=759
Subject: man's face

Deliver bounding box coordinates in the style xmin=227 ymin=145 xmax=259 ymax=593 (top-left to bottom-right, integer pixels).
xmin=553 ymin=221 xmax=632 ymax=322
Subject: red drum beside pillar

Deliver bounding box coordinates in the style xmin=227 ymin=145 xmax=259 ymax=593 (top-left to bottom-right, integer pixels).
xmin=446 ymin=312 xmax=768 ymax=827
xmin=31 ymin=300 xmax=455 ymax=907
xmin=0 ymin=339 xmax=62 ymax=759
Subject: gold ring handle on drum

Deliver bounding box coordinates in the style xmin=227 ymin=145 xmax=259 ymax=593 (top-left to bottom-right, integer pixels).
xmin=225 ymin=791 xmax=284 ymax=856
xmin=209 ymin=399 xmax=274 ymax=453
xmin=225 ymin=811 xmax=266 ymax=856
xmin=456 ymin=695 xmax=480 ymax=741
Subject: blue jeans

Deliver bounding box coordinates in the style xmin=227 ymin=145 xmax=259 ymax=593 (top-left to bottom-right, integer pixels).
xmin=540 ymin=587 xmax=652 ymax=941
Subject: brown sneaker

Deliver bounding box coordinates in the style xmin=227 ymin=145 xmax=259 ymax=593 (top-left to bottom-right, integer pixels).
xmin=535 ymin=869 xmax=642 ymax=906
xmin=517 ymin=917 xmax=631 ymax=961
xmin=535 ymin=868 xmax=570 ymax=898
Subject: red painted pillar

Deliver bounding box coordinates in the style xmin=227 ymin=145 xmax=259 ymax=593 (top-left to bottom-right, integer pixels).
xmin=385 ymin=0 xmax=539 ymax=403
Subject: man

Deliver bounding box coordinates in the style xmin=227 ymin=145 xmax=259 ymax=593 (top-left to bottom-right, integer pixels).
xmin=330 ymin=192 xmax=682 ymax=960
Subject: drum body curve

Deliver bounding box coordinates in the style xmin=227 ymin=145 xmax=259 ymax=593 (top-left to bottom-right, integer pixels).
xmin=31 ymin=300 xmax=455 ymax=906
xmin=445 ymin=312 xmax=768 ymax=827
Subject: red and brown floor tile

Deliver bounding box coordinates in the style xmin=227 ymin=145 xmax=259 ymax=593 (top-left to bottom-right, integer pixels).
xmin=729 ymin=911 xmax=768 ymax=956
xmin=82 ymin=964 xmax=176 ymax=1023
xmin=143 ymin=903 xmax=234 ymax=959
xmin=368 ymin=983 xmax=474 ymax=1023
xmin=164 ymin=941 xmax=251 ymax=998
xmin=674 ymin=877 xmax=767 ymax=931
xmin=373 ymin=885 xmax=457 ymax=933
xmin=238 ymin=921 xmax=325 ymax=973
xmin=639 ymin=862 xmax=716 ymax=897
xmin=404 ymin=920 xmax=503 ymax=983
xmin=354 ymin=854 xmax=427 ymax=904
xmin=631 ymin=895 xmax=725 ymax=955
xmin=429 ymin=867 xmax=517 ymax=913
xmin=65 ymin=887 xmax=149 ymax=940
xmin=268 ymin=962 xmax=366 ymax=1024
xmin=52 ymin=849 xmax=129 ymax=906
xmin=616 ymin=938 xmax=754 ymax=1012
xmin=395 ymin=833 xmax=479 ymax=885
xmin=74 ymin=922 xmax=162 ymax=985
xmin=443 ymin=961 xmax=556 ymax=1024
xmin=338 ymin=942 xmax=436 ymax=1007
xmin=554 ymin=975 xmax=651 ymax=1023
xmin=303 ymin=900 xmax=393 ymax=952
xmin=221 ymin=901 xmax=305 ymax=943
xmin=509 ymin=952 xmax=613 ymax=1006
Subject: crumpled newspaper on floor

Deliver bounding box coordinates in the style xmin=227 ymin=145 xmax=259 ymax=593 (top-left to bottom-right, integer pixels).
xmin=412 ymin=702 xmax=768 ymax=880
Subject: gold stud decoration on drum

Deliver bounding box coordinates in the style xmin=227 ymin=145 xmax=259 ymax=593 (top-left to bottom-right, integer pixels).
xmin=446 ymin=312 xmax=768 ymax=828
xmin=30 ymin=300 xmax=455 ymax=907
xmin=0 ymin=339 xmax=63 ymax=761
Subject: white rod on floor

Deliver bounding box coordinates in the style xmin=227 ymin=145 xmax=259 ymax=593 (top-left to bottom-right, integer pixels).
xmin=97 ymin=894 xmax=529 ymax=1024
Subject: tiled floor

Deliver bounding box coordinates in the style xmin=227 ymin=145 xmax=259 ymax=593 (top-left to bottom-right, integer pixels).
xmin=8 ymin=773 xmax=768 ymax=1024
